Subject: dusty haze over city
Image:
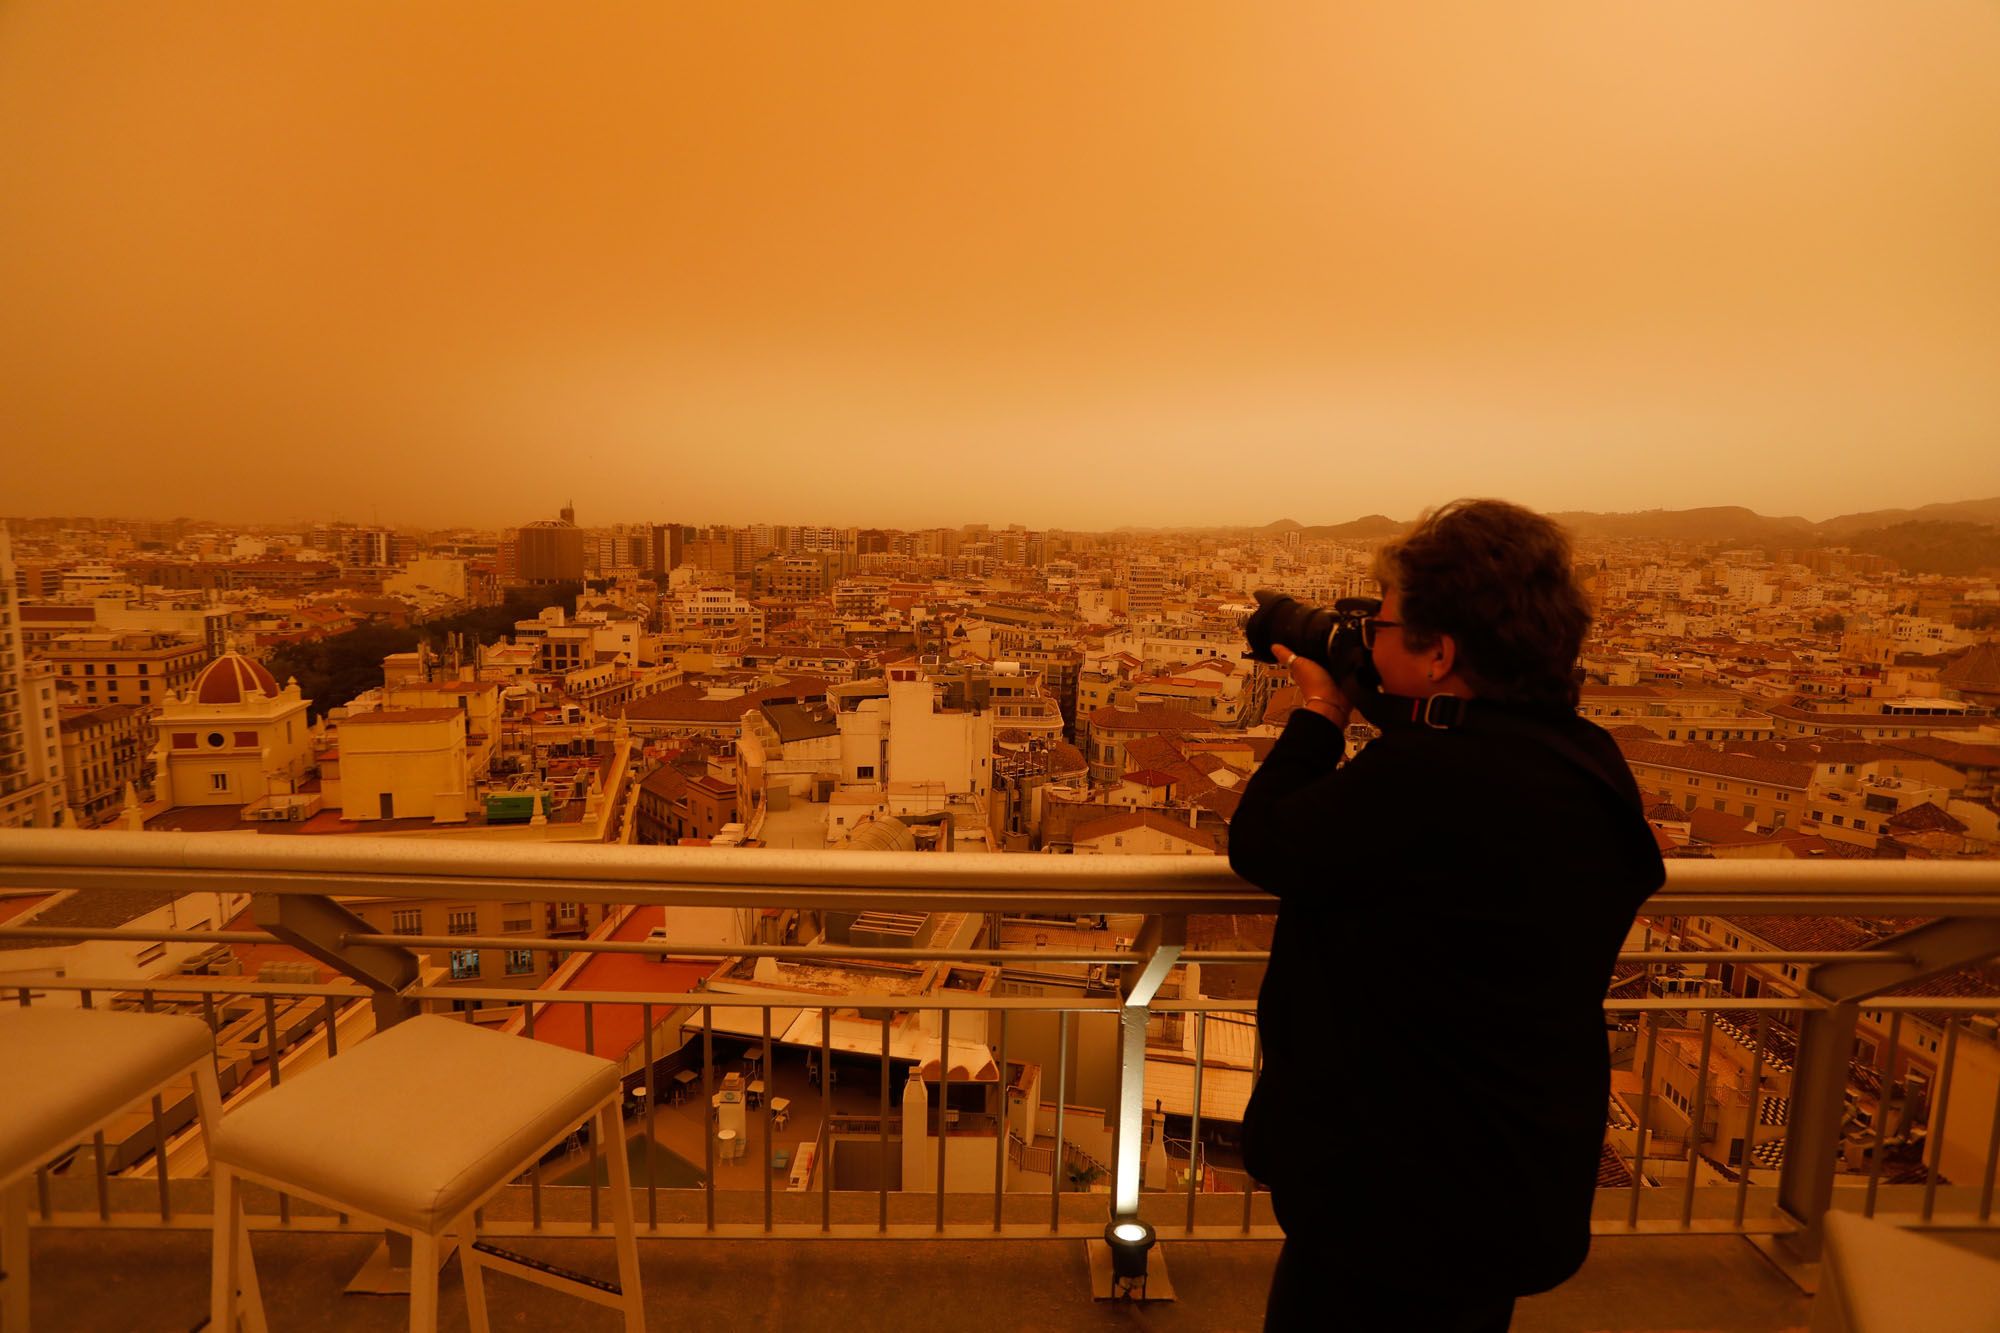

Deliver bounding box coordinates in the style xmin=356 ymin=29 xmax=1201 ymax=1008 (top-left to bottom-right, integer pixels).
xmin=4 ymin=2 xmax=1999 ymax=528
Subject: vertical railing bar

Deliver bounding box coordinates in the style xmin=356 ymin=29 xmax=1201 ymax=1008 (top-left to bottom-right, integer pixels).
xmin=1922 ymin=1017 xmax=1959 ymax=1224
xmin=878 ymin=1010 xmax=890 ymax=1235
xmin=820 ymin=1006 xmax=832 ymax=1234
xmin=1627 ymin=1015 xmax=1661 ymax=1229
xmin=1863 ymin=1012 xmax=1900 ymax=1219
xmin=80 ymin=988 xmax=93 ymax=1010
xmin=319 ymin=994 xmax=349 ymax=1227
xmin=150 ymin=1090 xmax=172 ymax=1222
xmin=262 ymin=994 xmax=280 ymax=1087
xmin=25 ymin=987 xmax=50 ymax=1216
xmin=91 ymin=1127 xmax=110 ymax=1222
xmin=15 ymin=986 xmax=26 ymax=1007
xmin=1978 ymin=1027 xmax=2000 ymax=1223
xmin=1734 ymin=1013 xmax=1768 ymax=1229
xmin=992 ymin=1009 xmax=1008 ymax=1233
xmin=702 ymin=1006 xmax=716 ymax=1234
xmin=1185 ymin=1009 xmax=1207 ymax=1236
xmin=1051 ymin=1012 xmax=1068 ymax=1234
xmin=525 ymin=1001 xmax=542 ymax=1232
xmin=643 ymin=1003 xmax=658 ymax=1232
xmin=139 ymin=991 xmax=174 ymax=1221
xmin=1679 ymin=1010 xmax=1715 ymax=1231
xmin=1242 ymin=1025 xmax=1259 ymax=1233
xmin=263 ymin=993 xmax=288 ymax=1225
xmin=763 ymin=1006 xmax=774 ymax=1234
xmin=935 ymin=1007 xmax=950 ymax=1234
xmin=585 ymin=1001 xmax=600 ymax=1232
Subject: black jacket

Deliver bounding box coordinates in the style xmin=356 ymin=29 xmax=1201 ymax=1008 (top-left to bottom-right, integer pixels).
xmin=1229 ymin=705 xmax=1664 ymax=1295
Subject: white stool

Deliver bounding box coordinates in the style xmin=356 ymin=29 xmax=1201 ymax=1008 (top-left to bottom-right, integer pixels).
xmin=207 ymin=1014 xmax=643 ymax=1333
xmin=1811 ymin=1209 xmax=2000 ymax=1333
xmin=0 ymin=1007 xmax=228 ymax=1333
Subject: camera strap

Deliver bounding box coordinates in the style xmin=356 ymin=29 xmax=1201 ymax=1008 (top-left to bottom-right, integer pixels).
xmin=1349 ymin=683 xmax=1643 ymax=817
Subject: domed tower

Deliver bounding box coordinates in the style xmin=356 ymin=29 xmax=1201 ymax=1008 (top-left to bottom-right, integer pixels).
xmin=150 ymin=653 xmax=313 ymax=808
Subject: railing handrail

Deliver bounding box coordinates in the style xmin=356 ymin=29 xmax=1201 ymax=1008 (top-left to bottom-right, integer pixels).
xmin=3 ymin=828 xmax=1999 ymax=914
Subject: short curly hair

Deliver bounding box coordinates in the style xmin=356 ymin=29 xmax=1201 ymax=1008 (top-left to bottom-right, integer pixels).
xmin=1369 ymin=499 xmax=1591 ymax=710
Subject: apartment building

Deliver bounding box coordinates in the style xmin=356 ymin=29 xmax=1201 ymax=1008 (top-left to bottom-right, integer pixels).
xmin=1618 ymin=739 xmax=1811 ymax=831
xmin=41 ymin=631 xmax=209 ymax=709
xmin=58 ymin=703 xmax=147 ymax=825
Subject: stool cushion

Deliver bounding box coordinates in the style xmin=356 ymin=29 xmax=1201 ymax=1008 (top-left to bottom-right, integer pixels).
xmin=1813 ymin=1209 xmax=2000 ymax=1333
xmin=0 ymin=1008 xmax=215 ymax=1188
xmin=209 ymin=1015 xmax=617 ymax=1233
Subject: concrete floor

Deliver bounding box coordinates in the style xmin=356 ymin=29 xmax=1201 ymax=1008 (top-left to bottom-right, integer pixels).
xmin=18 ymin=1228 xmax=1818 ymax=1332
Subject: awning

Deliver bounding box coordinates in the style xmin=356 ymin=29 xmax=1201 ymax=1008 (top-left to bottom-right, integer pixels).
xmin=1143 ymin=1060 xmax=1254 ymax=1123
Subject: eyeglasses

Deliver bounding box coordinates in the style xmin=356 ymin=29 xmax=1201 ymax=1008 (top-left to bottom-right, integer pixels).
xmin=1358 ymin=617 xmax=1405 ymax=650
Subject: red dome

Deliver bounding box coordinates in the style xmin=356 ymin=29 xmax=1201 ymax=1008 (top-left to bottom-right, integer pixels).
xmin=193 ymin=654 xmax=282 ymax=704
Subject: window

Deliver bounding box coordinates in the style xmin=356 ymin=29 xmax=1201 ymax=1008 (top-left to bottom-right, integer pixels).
xmin=449 ymin=949 xmax=481 ymax=980
xmin=502 ymin=903 xmax=533 ymax=933
xmin=556 ymin=901 xmax=579 ymax=920
xmin=391 ymin=909 xmax=423 ymax=935
xmin=447 ymin=909 xmax=478 ymax=935
xmin=504 ymin=949 xmax=535 ymax=976
xmin=856 ymin=765 xmax=875 ymax=779
xmin=210 ymin=773 xmax=229 ymax=792
xmin=1742 ymin=804 xmax=1756 ymax=818
xmin=1713 ymin=799 xmax=1726 ymax=812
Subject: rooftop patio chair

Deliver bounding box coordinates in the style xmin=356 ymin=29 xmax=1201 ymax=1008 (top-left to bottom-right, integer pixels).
xmin=1 ymin=1007 xmax=227 ymax=1333
xmin=205 ymin=1014 xmax=643 ymax=1333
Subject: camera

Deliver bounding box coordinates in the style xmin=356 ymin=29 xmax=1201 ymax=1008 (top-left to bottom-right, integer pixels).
xmin=1241 ymin=588 xmax=1383 ymax=693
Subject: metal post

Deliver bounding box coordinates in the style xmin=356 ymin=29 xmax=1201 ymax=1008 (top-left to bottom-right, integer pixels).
xmin=1734 ymin=1014 xmax=1769 ymax=1229
xmin=936 ymin=1008 xmax=950 ymax=1233
xmin=1113 ymin=914 xmax=1184 ymax=1218
xmin=702 ymin=1006 xmax=716 ymax=1233
xmin=1863 ymin=1012 xmax=1901 ymax=1220
xmin=1186 ymin=1010 xmax=1207 ymax=1235
xmin=1775 ymin=1001 xmax=1858 ymax=1258
xmin=1679 ymin=1010 xmax=1714 ymax=1230
xmin=1922 ymin=1018 xmax=1960 ymax=1224
xmin=993 ymin=1010 xmax=1008 ymax=1233
xmin=585 ymin=1003 xmax=599 ymax=1232
xmin=1051 ymin=1014 xmax=1068 ymax=1234
xmin=643 ymin=1004 xmax=658 ymax=1231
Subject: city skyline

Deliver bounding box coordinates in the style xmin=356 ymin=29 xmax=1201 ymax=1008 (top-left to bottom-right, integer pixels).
xmin=4 ymin=3 xmax=1999 ymax=529
xmin=8 ymin=491 xmax=2000 ymax=537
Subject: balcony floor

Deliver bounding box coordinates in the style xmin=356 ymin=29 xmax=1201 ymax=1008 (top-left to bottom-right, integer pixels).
xmin=21 ymin=1228 xmax=1813 ymax=1331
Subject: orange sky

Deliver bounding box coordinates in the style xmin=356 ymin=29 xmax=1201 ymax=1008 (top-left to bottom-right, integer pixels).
xmin=2 ymin=2 xmax=1996 ymax=530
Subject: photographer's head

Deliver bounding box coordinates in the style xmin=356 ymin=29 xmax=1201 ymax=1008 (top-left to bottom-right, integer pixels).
xmin=1368 ymin=499 xmax=1591 ymax=710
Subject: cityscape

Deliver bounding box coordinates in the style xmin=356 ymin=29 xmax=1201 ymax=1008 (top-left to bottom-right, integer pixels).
xmin=4 ymin=0 xmax=2000 ymax=1324
xmin=1 ymin=497 xmax=1996 ymax=1322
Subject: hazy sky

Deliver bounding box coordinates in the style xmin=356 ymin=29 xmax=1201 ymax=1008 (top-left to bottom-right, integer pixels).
xmin=3 ymin=3 xmax=1997 ymax=531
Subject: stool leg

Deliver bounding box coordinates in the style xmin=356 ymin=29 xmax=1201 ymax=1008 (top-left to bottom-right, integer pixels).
xmin=3 ymin=1175 xmax=31 ymax=1333
xmin=210 ymin=1168 xmax=240 ymax=1333
xmin=235 ymin=1203 xmax=268 ymax=1333
xmin=454 ymin=1210 xmax=491 ymax=1333
xmin=408 ymin=1233 xmax=439 ymax=1333
xmin=599 ymin=1104 xmax=645 ymax=1331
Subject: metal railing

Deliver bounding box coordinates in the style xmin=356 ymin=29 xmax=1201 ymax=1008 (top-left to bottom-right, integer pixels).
xmin=0 ymin=829 xmax=1997 ymax=1262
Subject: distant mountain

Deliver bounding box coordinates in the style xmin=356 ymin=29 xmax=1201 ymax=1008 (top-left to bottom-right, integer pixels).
xmin=1814 ymin=497 xmax=2000 ymax=538
xmin=1254 ymin=498 xmax=2000 ymax=554
xmin=1837 ymin=520 xmax=2000 ymax=576
xmin=1294 ymin=513 xmax=1405 ymax=540
xmin=1547 ymin=506 xmax=1817 ymax=545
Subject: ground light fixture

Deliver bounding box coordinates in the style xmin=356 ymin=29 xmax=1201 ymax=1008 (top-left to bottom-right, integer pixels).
xmin=1103 ymin=1217 xmax=1157 ymax=1298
